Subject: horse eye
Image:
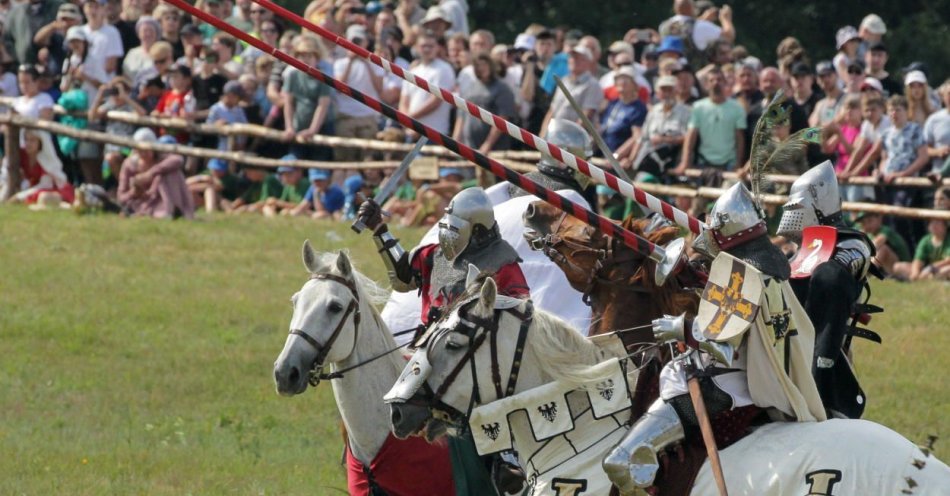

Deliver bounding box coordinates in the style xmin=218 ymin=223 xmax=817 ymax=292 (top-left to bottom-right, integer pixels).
xmin=328 ymin=301 xmax=344 ymax=313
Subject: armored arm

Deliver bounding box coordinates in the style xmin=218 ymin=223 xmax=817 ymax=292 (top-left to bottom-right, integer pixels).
xmin=833 ymin=237 xmax=873 ymax=280
xmin=373 ymin=225 xmax=418 ymax=292
xmin=652 ymin=314 xmax=735 ymax=366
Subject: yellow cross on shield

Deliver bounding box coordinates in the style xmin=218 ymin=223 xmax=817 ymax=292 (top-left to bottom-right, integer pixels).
xmin=697 ymin=252 xmax=764 ymax=341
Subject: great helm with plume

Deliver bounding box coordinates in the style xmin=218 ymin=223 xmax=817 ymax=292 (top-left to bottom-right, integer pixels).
xmin=695 ymin=182 xmax=768 ymax=256
xmin=437 ymin=188 xmax=497 ymax=261
xmin=776 ymin=161 xmax=841 ymax=243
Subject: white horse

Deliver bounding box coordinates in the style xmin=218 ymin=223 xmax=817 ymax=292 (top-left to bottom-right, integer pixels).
xmin=387 ymin=276 xmax=950 ymax=496
xmin=273 ymin=242 xmax=454 ymax=496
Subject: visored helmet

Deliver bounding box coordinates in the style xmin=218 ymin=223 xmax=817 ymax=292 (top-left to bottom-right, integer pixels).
xmin=703 ymin=182 xmax=768 ymax=252
xmin=539 ymin=119 xmax=594 ymax=169
xmin=437 ymin=188 xmax=495 ymax=261
xmin=776 ymin=161 xmax=841 ymax=243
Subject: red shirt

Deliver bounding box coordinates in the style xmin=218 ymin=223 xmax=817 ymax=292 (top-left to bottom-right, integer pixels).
xmin=345 ymin=434 xmax=455 ymax=496
xmin=412 ymin=244 xmax=530 ymax=325
xmin=155 ymin=89 xmax=196 ymax=143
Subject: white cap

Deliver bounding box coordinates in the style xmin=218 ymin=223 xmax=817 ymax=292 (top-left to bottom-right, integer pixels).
xmin=569 ymin=45 xmax=593 ymax=61
xmin=65 ymin=26 xmax=86 ymax=43
xmin=421 ymin=6 xmax=451 ymax=26
xmin=613 ymin=66 xmax=638 ymax=83
xmin=345 ymin=24 xmax=368 ymax=42
xmin=860 ymin=14 xmax=887 ymax=35
xmin=905 ymin=70 xmax=927 ymax=86
xmin=513 ymin=33 xmax=535 ymax=51
xmin=860 ymin=77 xmax=883 ymax=92
xmin=656 ymin=75 xmax=678 ymax=88
xmin=608 ymin=40 xmax=634 ymax=58
xmin=133 ymin=127 xmax=158 ymax=143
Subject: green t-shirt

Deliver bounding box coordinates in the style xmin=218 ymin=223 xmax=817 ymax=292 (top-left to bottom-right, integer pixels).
xmin=277 ymin=178 xmax=310 ymax=204
xmin=241 ymin=174 xmax=283 ymax=204
xmin=283 ymin=69 xmax=334 ymax=132
xmin=879 ymin=225 xmax=912 ymax=262
xmin=688 ymin=97 xmax=747 ymax=167
xmin=394 ymin=182 xmax=416 ymax=201
xmin=913 ymin=233 xmax=950 ymax=265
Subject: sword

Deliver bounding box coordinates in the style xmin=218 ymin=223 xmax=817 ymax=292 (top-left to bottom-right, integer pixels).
xmin=553 ymin=75 xmax=633 ymax=183
xmin=686 ymin=354 xmax=729 ymax=496
xmin=350 ymin=136 xmax=428 ymax=233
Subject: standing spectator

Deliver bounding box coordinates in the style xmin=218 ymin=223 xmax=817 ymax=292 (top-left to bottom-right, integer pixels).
xmin=856 ymin=14 xmax=887 ymax=61
xmin=541 ymin=45 xmax=603 ymax=133
xmin=438 ymin=0 xmax=469 ymax=37
xmin=123 ymin=16 xmax=159 ymax=90
xmin=809 ymin=61 xmax=843 ymax=128
xmin=144 ymin=40 xmax=174 ymax=89
xmin=600 ymin=66 xmax=646 ymax=155
xmin=196 ymin=0 xmax=225 ymax=41
xmin=227 ymin=0 xmax=254 ymax=33
xmin=863 ymin=43 xmax=901 ymax=97
xmin=419 ymin=6 xmax=453 ymax=39
xmin=60 ymin=26 xmax=105 ymax=103
xmin=282 ymin=36 xmax=334 ymax=160
xmin=657 ymin=0 xmax=734 ymax=66
xmin=775 ymin=36 xmax=810 ymax=81
xmin=207 ymin=80 xmax=248 ymax=149
xmin=579 ymin=35 xmax=607 ymax=78
xmin=89 ymin=76 xmax=147 ymax=186
xmin=520 ymin=29 xmax=556 ymax=134
xmin=823 ymin=95 xmax=866 ymax=200
xmin=333 ymin=24 xmax=384 ymax=162
xmin=446 ymin=33 xmax=470 ymax=75
xmin=107 ymin=0 xmax=138 ymax=55
xmin=2 ymin=0 xmax=63 ymax=66
xmin=877 ymin=94 xmax=929 ymax=245
xmin=923 ymin=80 xmax=950 ymax=178
xmin=732 ymin=62 xmax=761 ymax=113
xmin=12 ymin=64 xmax=54 ymax=130
xmin=154 ymin=4 xmax=184 ymax=59
xmin=393 ymin=0 xmax=425 ymax=48
xmin=676 ymin=66 xmax=746 ymax=173
xmin=208 ymin=33 xmax=242 ymax=79
xmin=904 ymin=70 xmax=934 ymax=126
xmin=241 ymin=18 xmax=283 ymax=69
xmin=246 ymin=1 xmax=273 ymax=38
xmin=844 ymin=94 xmax=891 ymax=192
xmin=843 ymin=61 xmax=864 ymax=95
xmin=627 ymin=75 xmax=689 ymax=177
xmin=453 ymin=53 xmax=516 ymax=154
xmin=191 ymin=44 xmax=229 ymax=119
xmin=80 ymin=0 xmax=124 ymax=82
xmin=789 ymin=61 xmax=821 ymax=118
xmin=832 ymin=26 xmax=860 ymax=82
xmin=399 ymin=31 xmax=456 ymax=136
xmin=117 ymin=127 xmax=195 ymax=219
xmin=32 ymin=3 xmax=83 ymax=76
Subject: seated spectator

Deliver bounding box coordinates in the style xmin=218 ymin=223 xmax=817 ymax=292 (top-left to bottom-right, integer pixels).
xmin=399 ymin=31 xmax=456 ymax=136
xmin=5 ymin=130 xmax=74 ymax=205
xmin=227 ymin=165 xmax=282 ymax=213
xmin=893 ymin=219 xmax=950 ymax=281
xmin=186 ymin=158 xmax=242 ymax=213
xmin=905 ymin=70 xmax=934 ymax=126
xmin=292 ymin=168 xmax=345 ymax=220
xmin=123 ymin=16 xmax=160 ymax=90
xmin=845 ymin=94 xmax=891 ymax=185
xmin=117 ymin=128 xmax=195 ymax=219
xmin=923 ymin=79 xmax=950 ymax=179
xmin=90 ymin=76 xmax=147 ymax=185
xmin=877 ymin=94 xmax=929 ymax=245
xmin=263 ymin=161 xmax=310 ymax=217
xmin=600 ymin=66 xmax=647 ymax=156
xmin=453 ymin=53 xmax=516 ymax=153
xmin=854 ymin=209 xmax=910 ymax=276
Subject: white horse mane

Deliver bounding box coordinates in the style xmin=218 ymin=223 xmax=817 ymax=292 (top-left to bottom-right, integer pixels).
xmin=516 ymin=303 xmax=624 ymax=386
xmin=308 ymin=251 xmax=391 ymax=307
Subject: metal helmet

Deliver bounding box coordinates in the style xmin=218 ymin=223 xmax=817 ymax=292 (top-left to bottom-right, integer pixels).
xmin=539 ymin=119 xmax=594 ymax=169
xmin=705 ymin=182 xmax=768 ymax=251
xmin=438 ymin=188 xmax=496 ymax=261
xmin=776 ymin=161 xmax=841 ymax=243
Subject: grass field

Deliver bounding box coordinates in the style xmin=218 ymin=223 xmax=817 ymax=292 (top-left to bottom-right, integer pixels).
xmin=1 ymin=207 xmax=947 ymax=495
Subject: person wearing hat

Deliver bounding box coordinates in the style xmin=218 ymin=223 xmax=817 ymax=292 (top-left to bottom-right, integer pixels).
xmin=419 ymin=5 xmax=452 ymax=38
xmin=904 ymin=70 xmax=934 ymax=126
xmin=600 ymin=65 xmax=646 ymax=158
xmin=541 ymin=43 xmax=604 ymax=133
xmin=675 ymin=66 xmax=746 ymax=180
xmin=32 ymin=3 xmax=85 ymax=75
xmin=90 ymin=76 xmax=146 ymax=184
xmin=263 ymin=155 xmax=309 ymax=217
xmin=2 ymin=0 xmax=62 ymax=65
xmin=334 ymin=23 xmax=385 ymax=163
xmin=832 ymin=25 xmax=861 ymax=82
xmin=629 ymin=74 xmax=690 ymax=177
xmin=657 ymin=0 xmax=734 ymax=65
xmin=862 ymin=42 xmax=901 ymax=97
xmin=294 ymin=167 xmax=345 ymax=219
xmin=6 ymin=130 xmax=75 ymax=206
xmin=122 ymin=16 xmax=161 ymax=88
xmin=80 ymin=0 xmax=124 ymax=81
xmin=436 ymin=0 xmax=469 ymax=37
xmin=117 ymin=127 xmax=195 ymax=219
xmin=282 ymin=36 xmax=335 ymax=160
xmin=809 ymin=61 xmax=843 ymax=129
xmin=856 ymin=13 xmax=886 ymax=61
xmin=399 ymin=31 xmax=456 ymax=136
xmin=206 ymin=79 xmax=248 ymax=152
xmin=12 ymin=64 xmax=55 ymax=143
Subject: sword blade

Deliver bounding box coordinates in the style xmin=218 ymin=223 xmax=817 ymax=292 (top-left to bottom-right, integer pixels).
xmin=351 ymin=137 xmax=427 ymax=233
xmin=553 ymin=76 xmax=633 ymax=184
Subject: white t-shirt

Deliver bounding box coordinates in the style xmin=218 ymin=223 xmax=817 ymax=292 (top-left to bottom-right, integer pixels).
xmin=923 ymin=109 xmax=950 ymax=172
xmin=333 ymin=57 xmax=386 ymax=118
xmin=401 ymin=58 xmax=456 ymax=134
xmin=13 ymin=92 xmax=54 ymax=145
xmin=80 ymin=23 xmax=124 ymax=81
xmin=859 ymin=115 xmax=892 ymax=143
xmin=457 ymin=64 xmax=477 ymax=95
xmin=63 ymin=54 xmax=108 ymax=103
xmin=664 ymin=15 xmax=722 ymax=50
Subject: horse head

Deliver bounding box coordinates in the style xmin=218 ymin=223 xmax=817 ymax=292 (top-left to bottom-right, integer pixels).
xmin=273 ymin=241 xmax=365 ymax=395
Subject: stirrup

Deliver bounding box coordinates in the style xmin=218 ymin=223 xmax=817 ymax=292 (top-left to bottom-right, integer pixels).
xmin=603 ymin=399 xmax=684 ymax=493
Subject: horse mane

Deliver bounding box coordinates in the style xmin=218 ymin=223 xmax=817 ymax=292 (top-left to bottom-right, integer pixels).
xmin=618 ymin=217 xmax=699 ymax=317
xmin=523 ymin=307 xmax=626 ymax=386
xmin=309 ymin=251 xmax=391 ymax=307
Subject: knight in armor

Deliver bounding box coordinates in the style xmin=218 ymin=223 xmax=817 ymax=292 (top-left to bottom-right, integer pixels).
xmin=357 ymin=187 xmax=529 ymax=496
xmin=603 ymin=183 xmax=826 ymax=495
xmin=508 ymin=119 xmax=599 ymax=209
xmin=776 ymin=161 xmax=879 ymax=419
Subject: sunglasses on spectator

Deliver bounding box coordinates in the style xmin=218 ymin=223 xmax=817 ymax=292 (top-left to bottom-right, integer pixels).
xmin=250 ymin=9 xmax=266 ymax=14
xmin=154 ymin=57 xmax=170 ymax=65
xmin=848 ymin=68 xmax=863 ymax=75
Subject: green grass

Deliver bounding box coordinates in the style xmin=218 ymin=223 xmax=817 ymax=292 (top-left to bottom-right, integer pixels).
xmin=0 ymin=207 xmax=947 ymax=494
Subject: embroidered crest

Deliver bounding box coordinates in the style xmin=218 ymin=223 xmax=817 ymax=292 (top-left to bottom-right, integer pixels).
xmin=481 ymin=422 xmax=501 ymax=441
xmin=538 ymin=402 xmax=558 ymax=422
xmin=596 ymin=379 xmax=615 ymax=401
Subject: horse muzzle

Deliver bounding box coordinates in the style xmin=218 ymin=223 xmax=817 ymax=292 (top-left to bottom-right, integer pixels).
xmin=390 ymin=402 xmax=431 ymax=439
xmin=273 ymin=359 xmax=312 ymax=396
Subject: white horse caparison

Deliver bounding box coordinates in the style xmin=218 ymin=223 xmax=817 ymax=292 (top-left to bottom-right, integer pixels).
xmin=389 ymin=277 xmax=950 ymax=496
xmin=273 ymin=243 xmax=453 ymax=495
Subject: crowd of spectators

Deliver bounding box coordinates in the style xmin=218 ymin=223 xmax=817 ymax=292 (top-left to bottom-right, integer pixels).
xmin=0 ymin=0 xmax=946 ymax=280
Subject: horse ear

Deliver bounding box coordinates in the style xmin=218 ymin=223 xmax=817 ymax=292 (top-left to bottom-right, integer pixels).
xmin=302 ymin=240 xmax=322 ymax=273
xmin=465 ymin=264 xmax=480 ymax=288
xmin=476 ymin=277 xmax=497 ymax=314
xmin=335 ymin=250 xmax=353 ymax=278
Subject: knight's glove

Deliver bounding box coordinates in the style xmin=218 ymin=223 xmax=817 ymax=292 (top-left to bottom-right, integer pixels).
xmin=652 ymin=313 xmax=688 ymax=344
xmin=356 ymin=198 xmax=385 ymax=233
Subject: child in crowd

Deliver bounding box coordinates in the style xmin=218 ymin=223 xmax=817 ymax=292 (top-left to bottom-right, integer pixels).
xmin=823 ymin=95 xmax=865 ymax=201
xmin=5 ymin=131 xmax=74 ymax=205
xmin=892 ymin=219 xmax=950 ymax=281
xmin=263 ymin=159 xmax=310 ymax=217
xmin=90 ymin=76 xmax=147 ymax=189
xmin=291 ymin=168 xmax=345 ymax=219
xmin=186 ymin=158 xmax=244 ymax=213
xmin=227 ymin=165 xmax=282 ymax=213
xmin=877 ymin=95 xmax=930 ymax=245
xmin=153 ymin=63 xmax=196 ymax=142
xmin=207 ymin=80 xmax=248 ymax=150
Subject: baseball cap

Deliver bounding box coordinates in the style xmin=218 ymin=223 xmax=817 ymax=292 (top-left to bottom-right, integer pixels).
xmin=860 ymin=77 xmax=883 ymax=92
xmin=513 ymin=33 xmax=536 ymax=51
xmin=169 ymin=63 xmax=192 ymax=78
xmin=569 ymin=45 xmax=593 ymax=61
xmin=835 ymin=25 xmax=860 ymax=50
xmin=57 ymin=3 xmax=82 ymax=20
xmin=309 ymin=168 xmax=331 ymax=181
xmin=181 ymin=24 xmax=202 ymax=38
xmin=815 ymin=60 xmax=835 ymax=76
xmin=345 ymin=24 xmax=368 ymax=42
xmin=133 ymin=128 xmax=158 ymax=143
xmin=656 ymin=75 xmax=678 ymax=89
xmin=905 ymin=70 xmax=927 ymax=86
xmin=65 ymin=26 xmax=86 ymax=43
xmin=222 ymin=80 xmax=244 ymax=98
xmin=421 ymin=6 xmax=451 ymax=27
xmin=613 ymin=66 xmax=638 ymax=82
xmin=860 ymin=14 xmax=887 ymax=35
xmin=904 ymin=61 xmax=929 ymax=78
xmin=208 ymin=158 xmax=229 ymax=172
xmin=157 ymin=135 xmax=178 ymax=145
xmin=656 ymin=36 xmax=685 ymax=57
xmin=365 ymin=1 xmax=383 ymax=15
xmin=790 ymin=61 xmax=813 ymax=77
xmin=439 ymin=167 xmax=463 ymax=178
xmin=608 ymin=40 xmax=634 ymax=58
xmin=277 ymin=166 xmax=296 ymax=173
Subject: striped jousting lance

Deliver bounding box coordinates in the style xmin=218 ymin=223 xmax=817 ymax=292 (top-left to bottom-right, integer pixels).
xmin=248 ymin=0 xmax=705 ymax=235
xmin=163 ymin=0 xmax=685 ymax=284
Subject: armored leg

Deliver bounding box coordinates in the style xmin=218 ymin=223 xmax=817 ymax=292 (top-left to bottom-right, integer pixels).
xmin=603 ymin=399 xmax=685 ymax=495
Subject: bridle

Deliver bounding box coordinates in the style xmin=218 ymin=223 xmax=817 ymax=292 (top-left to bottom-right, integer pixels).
xmin=412 ymin=300 xmax=534 ymax=429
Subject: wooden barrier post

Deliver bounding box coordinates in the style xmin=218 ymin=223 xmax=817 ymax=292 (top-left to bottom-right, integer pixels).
xmin=4 ymin=122 xmax=20 ymax=199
